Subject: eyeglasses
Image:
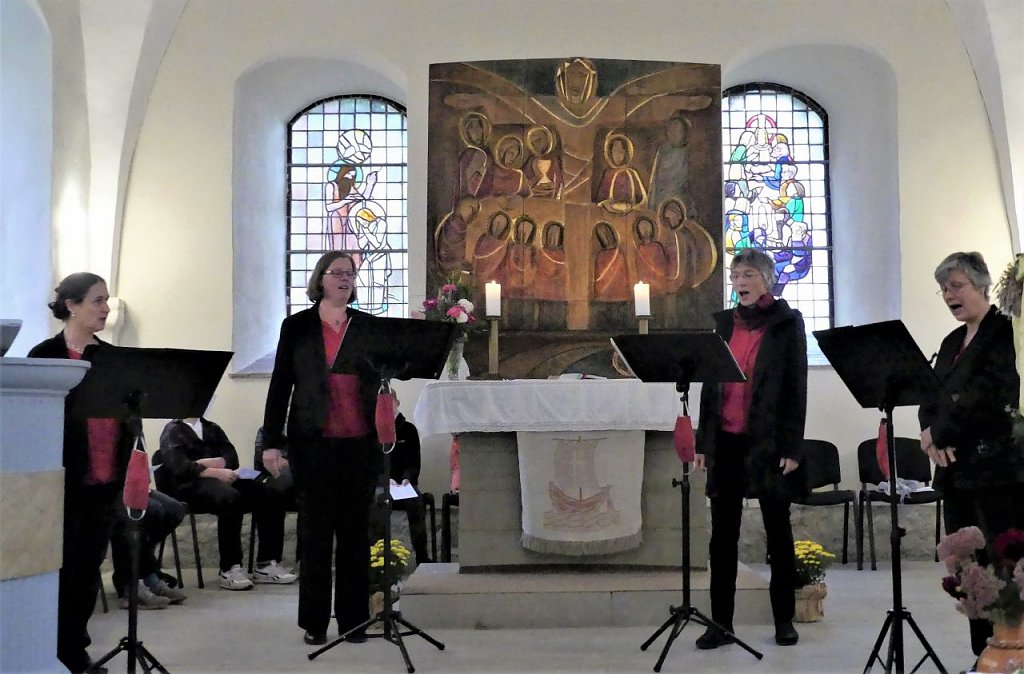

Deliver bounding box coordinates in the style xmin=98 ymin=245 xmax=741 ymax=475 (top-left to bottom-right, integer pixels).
xmin=323 ymin=270 xmax=357 ymax=279
xmin=935 ymin=281 xmax=970 ymax=295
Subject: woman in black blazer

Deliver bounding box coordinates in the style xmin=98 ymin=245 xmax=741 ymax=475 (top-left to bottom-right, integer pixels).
xmin=919 ymin=251 xmax=1022 ymax=658
xmin=694 ymin=248 xmax=808 ymax=650
xmin=262 ymin=251 xmax=381 ymax=645
xmin=28 ymin=272 xmax=134 ymax=673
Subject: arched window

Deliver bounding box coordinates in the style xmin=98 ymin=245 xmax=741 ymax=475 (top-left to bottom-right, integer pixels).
xmin=722 ymin=83 xmax=833 ymax=331
xmin=287 ymin=95 xmax=408 ymax=316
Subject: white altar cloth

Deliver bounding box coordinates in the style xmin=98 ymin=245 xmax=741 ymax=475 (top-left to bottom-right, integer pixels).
xmin=412 ymin=379 xmax=681 ymax=438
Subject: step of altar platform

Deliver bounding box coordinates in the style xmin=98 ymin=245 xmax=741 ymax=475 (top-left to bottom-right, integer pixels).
xmin=399 ymin=563 xmax=770 ymax=629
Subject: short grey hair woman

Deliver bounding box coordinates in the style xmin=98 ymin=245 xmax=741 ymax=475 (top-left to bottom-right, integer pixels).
xmin=694 ymin=247 xmax=808 ymax=649
xmin=933 ymin=251 xmax=991 ymax=298
xmin=920 ymin=250 xmax=1021 ymax=658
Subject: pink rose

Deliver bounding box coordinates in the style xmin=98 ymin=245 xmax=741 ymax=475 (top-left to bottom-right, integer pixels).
xmin=446 ymin=306 xmax=462 ymax=319
xmin=423 ymin=298 xmax=438 ymax=309
xmin=442 ymin=283 xmax=458 ymax=293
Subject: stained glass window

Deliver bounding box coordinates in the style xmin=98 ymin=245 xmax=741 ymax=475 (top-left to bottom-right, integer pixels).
xmin=721 ymin=83 xmax=833 ymax=332
xmin=287 ymin=95 xmax=408 ymax=316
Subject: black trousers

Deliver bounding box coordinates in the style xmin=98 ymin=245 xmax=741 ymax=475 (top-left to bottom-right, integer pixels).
xmin=293 ymin=436 xmax=375 ymax=635
xmin=369 ymin=489 xmax=431 ymax=564
xmin=110 ymin=490 xmax=186 ymax=595
xmin=708 ymin=431 xmax=796 ymax=628
xmin=57 ymin=481 xmax=118 ymax=673
xmin=943 ymin=482 xmax=1024 ymax=655
xmin=172 ymin=477 xmax=286 ymax=571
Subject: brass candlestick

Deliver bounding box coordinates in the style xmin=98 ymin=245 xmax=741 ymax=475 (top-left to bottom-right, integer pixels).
xmin=488 ymin=317 xmax=500 ymax=376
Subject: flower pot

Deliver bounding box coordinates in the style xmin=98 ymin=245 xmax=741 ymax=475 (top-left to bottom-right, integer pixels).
xmin=793 ymin=582 xmax=827 ymax=623
xmin=975 ymin=621 xmax=1024 ymax=673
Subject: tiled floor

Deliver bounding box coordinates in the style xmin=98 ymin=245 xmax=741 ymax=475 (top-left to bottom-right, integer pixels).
xmin=87 ymin=561 xmax=972 ymax=674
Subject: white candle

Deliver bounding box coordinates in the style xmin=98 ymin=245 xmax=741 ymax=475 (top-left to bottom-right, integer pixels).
xmin=634 ymin=281 xmax=651 ymax=317
xmin=485 ymin=281 xmax=502 ymax=317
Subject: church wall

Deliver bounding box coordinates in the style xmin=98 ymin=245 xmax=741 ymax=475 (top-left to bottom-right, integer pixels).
xmin=0 ymin=0 xmax=53 ymax=354
xmin=114 ymin=0 xmax=1013 ymax=495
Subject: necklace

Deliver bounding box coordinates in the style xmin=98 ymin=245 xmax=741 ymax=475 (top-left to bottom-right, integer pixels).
xmin=66 ymin=341 xmax=87 ymax=354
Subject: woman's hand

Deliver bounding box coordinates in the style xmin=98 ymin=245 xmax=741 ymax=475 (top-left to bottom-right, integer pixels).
xmin=779 ymin=458 xmax=799 ymax=475
xmin=196 ymin=457 xmax=226 ymax=469
xmin=919 ymin=427 xmax=934 ymax=454
xmin=694 ymin=454 xmax=706 ymax=471
xmin=262 ymin=448 xmax=285 ymax=478
xmin=924 ymin=444 xmax=957 ymax=467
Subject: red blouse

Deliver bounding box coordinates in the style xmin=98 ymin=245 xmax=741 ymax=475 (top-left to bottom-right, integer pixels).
xmin=321 ymin=320 xmax=370 ymax=439
xmin=720 ymin=324 xmax=765 ymax=434
xmin=68 ymin=348 xmax=120 ymax=484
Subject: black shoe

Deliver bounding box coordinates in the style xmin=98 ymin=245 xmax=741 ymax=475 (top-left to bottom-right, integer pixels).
xmin=775 ymin=621 xmax=799 ymax=646
xmin=303 ymin=630 xmax=327 ymax=645
xmin=343 ymin=629 xmax=368 ymax=644
xmin=695 ymin=626 xmax=736 ymax=650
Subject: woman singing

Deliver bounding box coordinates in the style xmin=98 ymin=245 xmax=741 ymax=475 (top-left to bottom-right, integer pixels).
xmin=28 ymin=272 xmax=135 ymax=673
xmin=261 ymin=251 xmax=381 ymax=645
xmin=919 ymin=251 xmax=1022 ymax=660
xmin=694 ymin=248 xmax=808 ymax=649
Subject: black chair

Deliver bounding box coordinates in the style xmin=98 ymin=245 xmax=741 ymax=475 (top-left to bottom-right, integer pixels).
xmin=441 ymin=492 xmax=459 ymax=562
xmin=792 ymin=439 xmax=858 ymax=564
xmin=856 ymin=437 xmax=943 ymax=570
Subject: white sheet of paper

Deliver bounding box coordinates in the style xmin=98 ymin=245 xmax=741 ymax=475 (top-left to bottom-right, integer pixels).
xmin=390 ymin=483 xmax=419 ymax=501
xmin=236 ymin=467 xmax=261 ymax=480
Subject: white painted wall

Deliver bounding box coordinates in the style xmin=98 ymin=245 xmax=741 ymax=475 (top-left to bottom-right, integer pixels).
xmin=104 ymin=0 xmax=1013 ymax=496
xmin=0 ymin=0 xmax=53 ymax=355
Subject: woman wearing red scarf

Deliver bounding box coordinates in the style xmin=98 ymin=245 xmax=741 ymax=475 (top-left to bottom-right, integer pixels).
xmin=29 ymin=272 xmax=135 ymax=673
xmin=262 ymin=251 xmax=381 ymax=646
xmin=694 ymin=248 xmax=809 ymax=650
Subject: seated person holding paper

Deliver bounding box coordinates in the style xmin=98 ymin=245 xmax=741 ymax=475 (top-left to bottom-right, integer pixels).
xmin=155 ymin=417 xmax=296 ymax=590
xmin=371 ymin=392 xmax=432 ymax=564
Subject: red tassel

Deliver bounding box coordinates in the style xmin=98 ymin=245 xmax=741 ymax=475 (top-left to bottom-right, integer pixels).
xmin=674 ymin=415 xmax=696 ymax=463
xmin=875 ymin=418 xmax=890 ymax=481
xmin=375 ymin=393 xmax=397 ymax=445
xmin=123 ymin=449 xmax=150 ymax=511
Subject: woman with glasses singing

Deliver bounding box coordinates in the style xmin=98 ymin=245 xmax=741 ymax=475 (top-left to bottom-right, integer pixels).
xmin=694 ymin=248 xmax=808 ymax=650
xmin=262 ymin=251 xmax=382 ymax=646
xmin=918 ymin=251 xmax=1022 ymax=660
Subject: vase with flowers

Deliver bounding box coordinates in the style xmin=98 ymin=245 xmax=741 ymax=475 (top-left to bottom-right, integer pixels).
xmin=417 ymin=271 xmax=480 ymax=380
xmin=369 ymin=537 xmax=413 ymax=618
xmin=938 ymin=526 xmax=1024 ymax=672
xmin=792 ymin=539 xmax=836 ymax=622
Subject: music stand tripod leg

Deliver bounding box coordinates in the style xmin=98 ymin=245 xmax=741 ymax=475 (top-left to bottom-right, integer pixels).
xmin=861 ymin=409 xmax=947 ymax=674
xmin=640 ymin=459 xmax=763 ymax=672
xmin=92 ymin=428 xmax=171 ymax=674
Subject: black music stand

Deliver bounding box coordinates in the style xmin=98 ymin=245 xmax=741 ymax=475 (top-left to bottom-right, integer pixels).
xmin=309 ymin=315 xmax=455 ymax=673
xmin=84 ymin=346 xmax=232 ymax=674
xmin=612 ymin=333 xmax=763 ymax=672
xmin=814 ymin=321 xmax=947 ymax=674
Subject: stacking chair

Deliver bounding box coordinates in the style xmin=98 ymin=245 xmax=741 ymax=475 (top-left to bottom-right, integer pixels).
xmin=792 ymin=439 xmax=858 ymax=564
xmin=856 ymin=436 xmax=943 ymax=570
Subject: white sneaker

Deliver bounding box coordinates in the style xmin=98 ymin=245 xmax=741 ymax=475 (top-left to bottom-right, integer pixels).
xmin=218 ymin=564 xmax=254 ymax=591
xmin=254 ymin=560 xmax=297 ymax=585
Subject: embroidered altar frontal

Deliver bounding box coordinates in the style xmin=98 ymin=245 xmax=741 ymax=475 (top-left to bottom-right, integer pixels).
xmin=518 ymin=430 xmax=644 ymax=556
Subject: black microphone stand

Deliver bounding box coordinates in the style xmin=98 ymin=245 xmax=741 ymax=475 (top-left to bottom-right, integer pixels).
xmin=309 ymin=374 xmax=445 ymax=673
xmin=640 ymin=381 xmax=763 ymax=671
xmin=92 ymin=396 xmax=170 ymax=674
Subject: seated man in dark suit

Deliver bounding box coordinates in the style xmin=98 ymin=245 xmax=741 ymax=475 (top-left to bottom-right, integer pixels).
xmin=371 ymin=392 xmax=432 ymax=564
xmin=155 ymin=417 xmax=296 ymax=589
